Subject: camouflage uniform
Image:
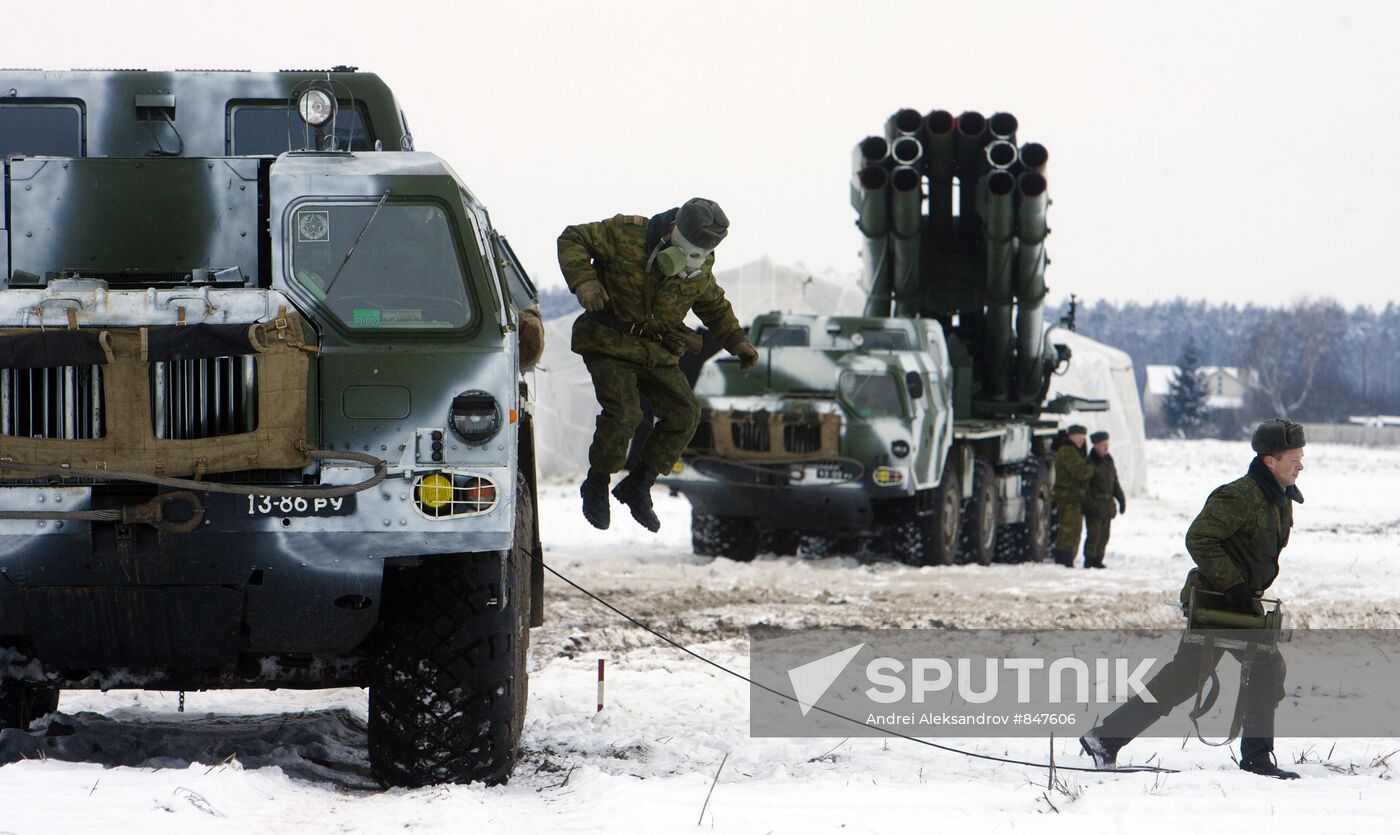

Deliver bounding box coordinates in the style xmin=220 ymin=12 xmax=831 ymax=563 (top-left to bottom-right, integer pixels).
xmin=1051 ymin=442 xmax=1092 ymax=558
xmin=1082 ymin=451 xmax=1125 ymax=568
xmin=1087 ymin=456 xmax=1298 ymax=767
xmin=558 ymin=213 xmax=745 ymax=474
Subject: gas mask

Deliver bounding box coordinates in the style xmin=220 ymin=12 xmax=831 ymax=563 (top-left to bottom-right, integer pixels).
xmin=650 ymin=225 xmax=714 ymax=279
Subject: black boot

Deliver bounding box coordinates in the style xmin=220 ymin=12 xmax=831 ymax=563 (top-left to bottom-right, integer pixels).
xmin=1084 ymin=557 xmax=1105 ymax=569
xmin=1240 ymin=753 xmax=1300 ymax=780
xmin=1079 ymin=732 xmax=1122 ymax=769
xmin=612 ymin=468 xmax=661 ymax=532
xmin=580 ymin=468 xmax=611 ymax=530
xmin=1052 ymin=548 xmax=1075 ymax=567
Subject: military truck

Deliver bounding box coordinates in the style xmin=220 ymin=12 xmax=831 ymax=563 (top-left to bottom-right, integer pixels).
xmin=0 ymin=68 xmax=542 ymax=787
xmin=666 ymin=109 xmax=1100 ymax=565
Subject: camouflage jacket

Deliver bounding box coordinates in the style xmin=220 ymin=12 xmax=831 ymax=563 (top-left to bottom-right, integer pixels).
xmin=1051 ymin=443 xmax=1093 ymax=503
xmin=1180 ymin=458 xmax=1300 ymax=607
xmin=557 ymin=213 xmax=744 ymax=367
xmin=1084 ymin=452 xmax=1125 ymax=519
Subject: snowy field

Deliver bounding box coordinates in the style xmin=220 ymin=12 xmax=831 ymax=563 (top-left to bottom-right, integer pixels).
xmin=2 ymin=440 xmax=1399 ymax=833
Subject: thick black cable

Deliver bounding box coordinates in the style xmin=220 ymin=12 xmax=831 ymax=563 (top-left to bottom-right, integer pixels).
xmin=538 ymin=558 xmax=1175 ymax=775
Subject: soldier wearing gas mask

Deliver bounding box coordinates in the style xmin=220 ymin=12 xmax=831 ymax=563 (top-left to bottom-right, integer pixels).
xmin=558 ymin=198 xmax=758 ymax=533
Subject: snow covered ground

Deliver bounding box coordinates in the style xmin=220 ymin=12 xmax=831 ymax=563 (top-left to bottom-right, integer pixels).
xmin=2 ymin=440 xmax=1398 ymax=833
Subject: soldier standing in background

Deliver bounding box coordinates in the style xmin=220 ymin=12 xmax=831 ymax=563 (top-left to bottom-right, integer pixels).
xmin=1051 ymin=424 xmax=1093 ymax=566
xmin=1082 ymin=430 xmax=1126 ymax=569
xmin=557 ymin=198 xmax=759 ymax=533
xmin=1080 ymin=419 xmax=1306 ymax=779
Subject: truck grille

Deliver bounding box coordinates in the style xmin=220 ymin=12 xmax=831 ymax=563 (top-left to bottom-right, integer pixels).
xmin=731 ymin=419 xmax=771 ymax=452
xmin=783 ymin=424 xmax=822 ymax=454
xmin=1 ymin=366 xmax=106 ymax=439
xmin=151 ymin=356 xmax=258 ymax=439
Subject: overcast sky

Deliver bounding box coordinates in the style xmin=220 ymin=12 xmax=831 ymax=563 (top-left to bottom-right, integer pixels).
xmin=6 ymin=1 xmax=1395 ymax=307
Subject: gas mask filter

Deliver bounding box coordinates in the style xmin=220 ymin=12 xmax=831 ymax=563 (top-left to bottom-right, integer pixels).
xmin=653 ymin=225 xmax=713 ymax=278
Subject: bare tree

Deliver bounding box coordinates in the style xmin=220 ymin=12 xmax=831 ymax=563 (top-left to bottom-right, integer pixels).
xmin=1244 ymin=300 xmax=1348 ymax=418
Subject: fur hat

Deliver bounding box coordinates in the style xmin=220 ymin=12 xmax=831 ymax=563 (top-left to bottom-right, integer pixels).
xmin=1251 ymin=419 xmax=1306 ymax=456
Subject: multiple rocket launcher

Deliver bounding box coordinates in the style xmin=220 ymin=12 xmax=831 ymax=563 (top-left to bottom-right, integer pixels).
xmin=851 ymin=109 xmax=1052 ymax=409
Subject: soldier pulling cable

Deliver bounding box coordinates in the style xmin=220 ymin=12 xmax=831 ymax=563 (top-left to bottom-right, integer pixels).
xmin=558 ymin=198 xmax=758 ymax=533
xmin=1079 ymin=419 xmax=1307 ymax=779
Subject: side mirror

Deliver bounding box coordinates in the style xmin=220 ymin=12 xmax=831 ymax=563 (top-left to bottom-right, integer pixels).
xmin=905 ymin=371 xmax=924 ymax=400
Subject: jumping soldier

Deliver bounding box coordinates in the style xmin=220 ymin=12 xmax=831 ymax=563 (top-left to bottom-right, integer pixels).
xmin=1080 ymin=419 xmax=1306 ymax=779
xmin=558 ymin=198 xmax=758 ymax=532
xmin=1082 ymin=430 xmax=1126 ymax=569
xmin=1051 ymin=424 xmax=1092 ymax=566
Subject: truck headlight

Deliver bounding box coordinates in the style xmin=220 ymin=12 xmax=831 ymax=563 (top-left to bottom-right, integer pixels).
xmin=873 ymin=466 xmax=905 ymax=486
xmin=891 ymin=440 xmax=910 ymax=458
xmin=298 ymin=89 xmax=335 ymax=126
xmin=414 ymin=471 xmax=499 ymax=518
xmin=449 ymin=391 xmax=502 ymax=445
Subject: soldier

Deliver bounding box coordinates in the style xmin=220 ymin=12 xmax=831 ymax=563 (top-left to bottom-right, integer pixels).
xmin=1051 ymin=424 xmax=1093 ymax=567
xmin=1082 ymin=430 xmax=1126 ymax=569
xmin=1079 ymin=419 xmax=1306 ymax=779
xmin=558 ymin=198 xmax=758 ymax=532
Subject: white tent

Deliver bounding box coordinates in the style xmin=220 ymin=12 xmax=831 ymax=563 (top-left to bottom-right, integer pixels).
xmin=532 ymin=259 xmax=1147 ymax=496
xmin=1046 ymin=329 xmax=1149 ymax=495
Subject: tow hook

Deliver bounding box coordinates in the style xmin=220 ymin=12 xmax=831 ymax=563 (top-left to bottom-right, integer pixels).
xmin=121 ymin=491 xmax=205 ymax=533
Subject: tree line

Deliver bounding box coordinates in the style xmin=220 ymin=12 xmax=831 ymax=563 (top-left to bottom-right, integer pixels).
xmin=1052 ymin=298 xmax=1400 ymax=427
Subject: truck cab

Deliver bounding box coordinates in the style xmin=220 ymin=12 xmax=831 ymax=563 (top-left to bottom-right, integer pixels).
xmin=0 ymin=68 xmax=541 ymax=787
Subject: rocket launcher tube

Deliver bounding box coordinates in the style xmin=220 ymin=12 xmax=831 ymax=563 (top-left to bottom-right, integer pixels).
xmin=1019 ymin=142 xmax=1049 ymax=175
xmin=981 ymin=169 xmax=1016 ymax=400
xmin=954 ymin=111 xmax=990 ymax=236
xmin=853 ymin=166 xmax=893 ymax=314
xmin=889 ymin=166 xmax=923 ymax=317
xmin=884 ymin=107 xmax=923 ymax=140
xmin=988 ymin=111 xmax=1018 ymax=143
xmin=851 ymin=135 xmax=890 ymax=175
xmin=922 ymin=110 xmax=956 ymax=244
xmin=985 ymin=140 xmax=1018 ymax=170
xmin=1014 ymin=172 xmax=1049 ymax=400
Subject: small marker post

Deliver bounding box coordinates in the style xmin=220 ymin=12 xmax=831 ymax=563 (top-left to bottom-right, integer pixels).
xmin=597 ymin=658 xmax=605 ymax=712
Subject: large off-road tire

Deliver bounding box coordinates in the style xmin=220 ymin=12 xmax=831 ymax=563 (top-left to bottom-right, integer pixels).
xmin=1004 ymin=457 xmax=1052 ymax=563
xmin=798 ymin=534 xmax=838 ymax=559
xmin=368 ymin=475 xmax=533 ymax=788
xmin=960 ymin=460 xmax=999 ymax=566
xmin=890 ymin=467 xmax=961 ymax=567
xmin=0 ymin=685 xmax=59 ymax=731
xmin=693 ymin=512 xmax=759 ymax=561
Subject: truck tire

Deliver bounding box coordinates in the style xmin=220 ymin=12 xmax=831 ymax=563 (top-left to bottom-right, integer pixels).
xmin=891 ymin=468 xmax=960 ymax=566
xmin=960 ymin=460 xmax=999 ymax=566
xmin=368 ymin=475 xmax=533 ymax=788
xmin=1008 ymin=458 xmax=1052 ymax=563
xmin=693 ymin=511 xmax=760 ymax=561
xmin=0 ymin=685 xmax=59 ymax=731
xmin=798 ymin=534 xmax=839 ymax=558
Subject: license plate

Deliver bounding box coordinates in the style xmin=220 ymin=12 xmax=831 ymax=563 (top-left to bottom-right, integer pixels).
xmin=243 ymin=494 xmax=357 ymax=517
xmin=814 ymin=466 xmax=850 ymax=481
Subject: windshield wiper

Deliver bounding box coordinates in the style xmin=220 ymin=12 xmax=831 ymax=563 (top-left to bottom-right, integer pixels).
xmin=324 ymin=189 xmax=390 ymax=294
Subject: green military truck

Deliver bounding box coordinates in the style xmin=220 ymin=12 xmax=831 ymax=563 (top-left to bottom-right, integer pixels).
xmin=665 ymin=109 xmax=1101 ymax=564
xmin=0 ymin=68 xmax=542 ymax=787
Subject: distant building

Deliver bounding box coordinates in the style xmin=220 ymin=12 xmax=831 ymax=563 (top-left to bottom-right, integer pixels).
xmin=1142 ymin=365 xmax=1257 ymax=436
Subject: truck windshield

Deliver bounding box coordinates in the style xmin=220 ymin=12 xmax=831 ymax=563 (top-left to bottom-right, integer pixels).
xmin=290 ymin=202 xmax=471 ymax=330
xmin=839 ymin=371 xmax=904 ymax=418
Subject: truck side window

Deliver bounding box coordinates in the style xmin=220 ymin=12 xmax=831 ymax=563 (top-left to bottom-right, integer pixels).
xmin=230 ymin=102 xmax=374 ymax=154
xmin=757 ymin=325 xmax=809 ymax=347
xmin=855 ymin=329 xmax=910 ymax=350
xmin=0 ymin=102 xmax=83 ymax=158
xmin=290 ymin=201 xmax=472 ymax=331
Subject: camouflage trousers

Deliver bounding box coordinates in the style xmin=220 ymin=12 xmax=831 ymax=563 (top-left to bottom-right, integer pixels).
xmin=1083 ymin=514 xmax=1112 ymax=566
xmin=1052 ymin=498 xmax=1083 ymax=553
xmin=1092 ymin=633 xmax=1286 ymax=760
xmin=583 ymin=354 xmax=699 ymax=475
